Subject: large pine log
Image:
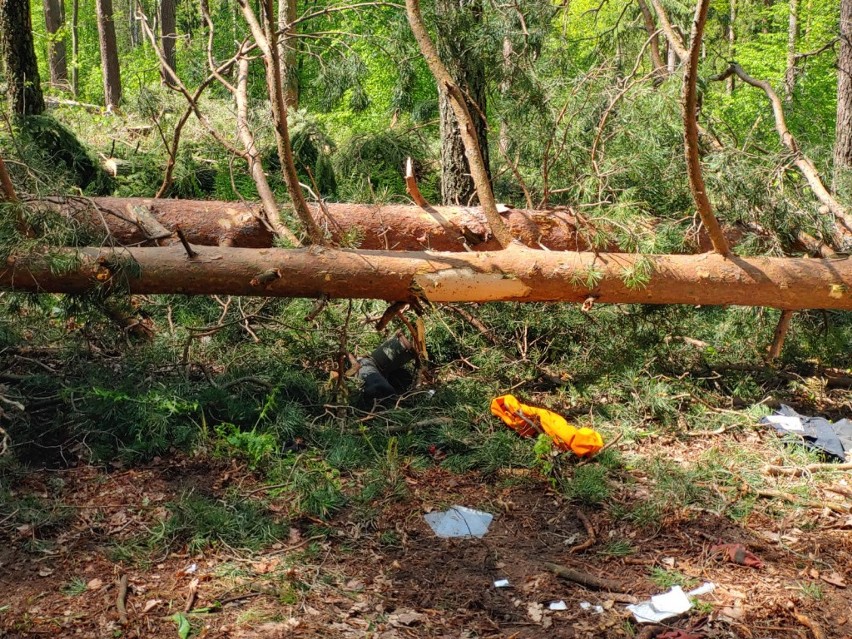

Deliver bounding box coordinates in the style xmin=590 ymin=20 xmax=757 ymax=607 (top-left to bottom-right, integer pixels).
xmin=2 ymin=245 xmax=850 ymax=310
xmin=37 ymin=196 xmax=647 ymax=252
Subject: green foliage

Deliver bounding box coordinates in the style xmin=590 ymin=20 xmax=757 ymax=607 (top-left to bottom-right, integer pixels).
xmin=15 ymin=116 xmax=111 ymax=194
xmin=151 ymin=491 xmax=287 ymax=553
xmin=335 ymin=130 xmax=431 ymax=202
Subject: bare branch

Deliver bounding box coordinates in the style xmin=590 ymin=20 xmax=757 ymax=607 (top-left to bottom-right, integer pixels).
xmin=711 ymin=63 xmax=852 ymax=237
xmin=683 ymin=0 xmax=730 ymax=256
xmin=404 ymin=0 xmax=514 ymax=248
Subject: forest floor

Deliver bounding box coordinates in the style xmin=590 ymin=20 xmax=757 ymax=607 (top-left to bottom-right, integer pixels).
xmin=1 ymin=426 xmax=851 ymax=639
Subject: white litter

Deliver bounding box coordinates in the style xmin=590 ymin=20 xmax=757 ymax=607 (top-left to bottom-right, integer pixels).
xmin=626 ymin=582 xmax=715 ymax=623
xmin=764 ymin=415 xmax=804 ymax=432
xmin=549 ymin=600 xmax=568 ymax=611
xmin=579 ymin=601 xmax=604 ymax=613
xmin=493 ymin=579 xmax=510 ymax=588
xmin=423 ymin=506 xmax=493 ymax=538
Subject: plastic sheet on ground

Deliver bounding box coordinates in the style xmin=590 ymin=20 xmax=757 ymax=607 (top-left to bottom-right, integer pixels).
xmin=423 ymin=506 xmax=493 ymax=538
xmin=761 ymin=405 xmax=852 ymax=460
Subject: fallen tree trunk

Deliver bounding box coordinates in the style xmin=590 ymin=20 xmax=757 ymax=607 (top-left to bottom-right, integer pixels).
xmin=33 ymin=196 xmax=733 ymax=252
xmin=2 ymin=245 xmax=850 ymax=309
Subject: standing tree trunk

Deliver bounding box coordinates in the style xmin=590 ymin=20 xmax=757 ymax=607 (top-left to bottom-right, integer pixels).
xmin=727 ymin=0 xmax=736 ymax=93
xmin=96 ymin=0 xmax=122 ymax=110
xmin=637 ymin=0 xmax=666 ymax=79
xmin=435 ymin=0 xmax=490 ymax=206
xmin=70 ymin=0 xmax=78 ymax=95
xmin=785 ymin=0 xmax=798 ymax=101
xmin=43 ymin=0 xmax=68 ymax=90
xmin=835 ymin=0 xmax=852 ymax=188
xmin=0 ymin=0 xmax=46 ymax=115
xmin=159 ymin=0 xmax=177 ymax=85
xmin=278 ymin=0 xmax=299 ymax=108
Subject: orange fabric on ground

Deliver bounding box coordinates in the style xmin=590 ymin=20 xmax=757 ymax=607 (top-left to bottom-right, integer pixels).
xmin=490 ymin=394 xmax=603 ymax=457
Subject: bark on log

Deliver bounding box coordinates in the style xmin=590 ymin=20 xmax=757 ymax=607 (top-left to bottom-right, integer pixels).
xmin=2 ymin=245 xmax=850 ymax=310
xmin=34 ymin=196 xmax=605 ymax=251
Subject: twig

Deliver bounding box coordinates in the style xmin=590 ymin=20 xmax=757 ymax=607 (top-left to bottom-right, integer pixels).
xmin=753 ymin=488 xmax=849 ymax=514
xmin=184 ymin=577 xmax=199 ymax=613
xmin=404 ymin=0 xmax=513 ymax=248
xmin=569 ymin=510 xmax=596 ymax=554
xmin=763 ymin=462 xmax=852 ymax=477
xmin=175 ymin=226 xmax=198 ymax=258
xmin=116 ymin=574 xmax=129 ymax=625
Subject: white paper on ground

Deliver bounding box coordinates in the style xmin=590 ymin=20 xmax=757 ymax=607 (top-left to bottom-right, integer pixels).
xmin=765 ymin=415 xmax=804 ymax=432
xmin=626 ymin=582 xmax=716 ymax=623
xmin=423 ymin=506 xmax=493 ymax=538
xmin=493 ymin=579 xmax=510 ymax=588
xmin=687 ymin=582 xmax=716 ymax=597
xmin=549 ymin=601 xmax=568 ymax=611
xmin=626 ymin=586 xmax=691 ymax=623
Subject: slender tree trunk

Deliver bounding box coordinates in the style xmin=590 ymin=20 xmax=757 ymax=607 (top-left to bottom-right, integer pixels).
xmin=683 ymin=0 xmax=730 ymax=255
xmin=435 ymin=0 xmax=490 ymax=206
xmin=277 ymin=0 xmax=299 ymax=108
xmin=96 ymin=0 xmax=122 ymax=110
xmin=70 ymin=0 xmax=78 ymax=95
xmin=785 ymin=0 xmax=798 ymax=101
xmin=0 ymin=0 xmax=46 ymax=115
xmin=3 ymin=245 xmax=852 ymax=310
xmin=159 ymin=0 xmax=177 ymax=85
xmin=43 ymin=0 xmax=68 ymax=90
xmin=835 ymin=0 xmax=852 ymax=188
xmin=727 ymin=0 xmax=736 ymax=93
xmin=637 ymin=0 xmax=666 ymax=79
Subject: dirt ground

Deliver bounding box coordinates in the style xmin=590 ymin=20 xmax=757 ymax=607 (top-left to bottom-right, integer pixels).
xmin=1 ymin=437 xmax=851 ymax=639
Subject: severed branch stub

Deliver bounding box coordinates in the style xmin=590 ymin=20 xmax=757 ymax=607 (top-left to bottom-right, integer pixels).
xmin=404 ymin=157 xmax=429 ymax=208
xmin=175 ymin=226 xmax=198 ymax=258
xmin=250 ymin=268 xmax=283 ymax=287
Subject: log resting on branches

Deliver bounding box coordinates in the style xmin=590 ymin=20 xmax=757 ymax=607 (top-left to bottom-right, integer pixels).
xmin=36 ymin=196 xmax=746 ymax=253
xmin=2 ymin=245 xmax=850 ymax=310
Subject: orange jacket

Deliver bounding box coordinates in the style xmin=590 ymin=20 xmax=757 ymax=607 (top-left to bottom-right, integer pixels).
xmin=490 ymin=394 xmax=603 ymax=457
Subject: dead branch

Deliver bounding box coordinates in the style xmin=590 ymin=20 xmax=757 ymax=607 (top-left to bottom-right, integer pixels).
xmin=236 ymin=0 xmax=325 ymax=245
xmin=753 ymin=488 xmax=849 ymax=514
xmin=569 ymin=510 xmax=597 ymax=554
xmin=116 ymin=574 xmax=129 ymax=625
xmin=545 ymin=562 xmax=628 ymax=591
xmin=637 ymin=0 xmax=667 ymax=78
xmin=711 ymin=63 xmax=852 ymax=237
xmin=650 ymin=0 xmax=688 ymax=60
xmin=766 ymin=310 xmax=794 ymax=361
xmin=235 ymin=56 xmax=300 ymax=245
xmin=682 ymin=0 xmax=730 ymax=256
xmin=404 ymin=0 xmax=514 ymax=248
xmin=763 ymin=462 xmax=852 ymax=477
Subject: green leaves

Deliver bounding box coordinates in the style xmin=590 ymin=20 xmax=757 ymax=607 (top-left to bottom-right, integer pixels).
xmin=171 ymin=612 xmax=191 ymax=639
